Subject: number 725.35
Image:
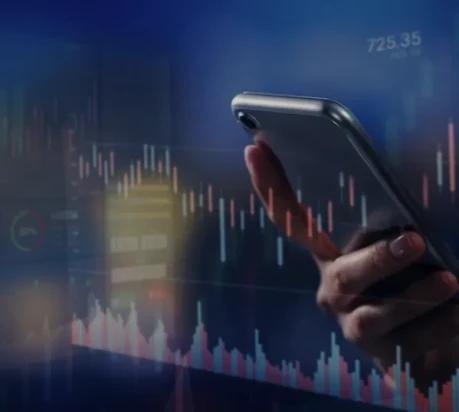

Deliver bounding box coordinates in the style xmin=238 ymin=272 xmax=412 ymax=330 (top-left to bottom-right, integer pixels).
xmin=367 ymin=31 xmax=421 ymax=53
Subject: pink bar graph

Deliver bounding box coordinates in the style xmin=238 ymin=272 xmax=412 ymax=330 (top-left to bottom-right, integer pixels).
xmin=327 ymin=201 xmax=333 ymax=233
xmin=190 ymin=191 xmax=196 ymax=214
xmin=286 ymin=210 xmax=292 ymax=237
xmin=349 ymin=176 xmax=355 ymax=207
xmin=307 ymin=207 xmax=313 ymax=238
xmin=268 ymin=187 xmax=274 ymax=218
xmin=230 ymin=199 xmax=235 ymax=228
xmin=422 ymin=173 xmax=429 ymax=209
xmin=109 ymin=151 xmax=115 ymax=177
xmin=71 ymin=300 xmax=453 ymax=412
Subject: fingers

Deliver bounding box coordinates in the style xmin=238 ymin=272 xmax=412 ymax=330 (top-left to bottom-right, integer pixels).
xmin=339 ymin=271 xmax=457 ymax=343
xmin=244 ymin=142 xmax=301 ymax=223
xmin=244 ymin=142 xmax=340 ymax=261
xmin=319 ymin=232 xmax=426 ymax=310
xmin=380 ymin=302 xmax=459 ymax=365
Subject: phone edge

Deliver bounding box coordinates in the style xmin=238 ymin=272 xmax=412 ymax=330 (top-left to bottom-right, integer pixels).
xmin=231 ymin=92 xmax=459 ymax=279
xmin=322 ymin=100 xmax=459 ymax=277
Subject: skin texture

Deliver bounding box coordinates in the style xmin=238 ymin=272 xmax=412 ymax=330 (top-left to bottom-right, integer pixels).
xmin=244 ymin=140 xmax=459 ymax=393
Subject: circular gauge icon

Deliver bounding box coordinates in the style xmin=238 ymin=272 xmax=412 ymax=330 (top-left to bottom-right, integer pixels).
xmin=10 ymin=210 xmax=45 ymax=252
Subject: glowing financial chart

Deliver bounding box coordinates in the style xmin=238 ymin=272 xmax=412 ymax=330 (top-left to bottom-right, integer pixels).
xmin=4 ymin=3 xmax=459 ymax=412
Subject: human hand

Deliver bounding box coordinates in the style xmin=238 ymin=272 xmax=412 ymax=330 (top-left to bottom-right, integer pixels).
xmin=244 ymin=140 xmax=459 ymax=392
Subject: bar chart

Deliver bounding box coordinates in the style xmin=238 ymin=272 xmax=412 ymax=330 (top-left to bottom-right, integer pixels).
xmin=71 ymin=298 xmax=459 ymax=412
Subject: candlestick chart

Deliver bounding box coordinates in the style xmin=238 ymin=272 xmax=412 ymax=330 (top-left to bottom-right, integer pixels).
xmin=4 ymin=14 xmax=459 ymax=412
xmin=70 ymin=117 xmax=459 ymax=412
xmin=72 ymin=47 xmax=459 ymax=412
xmin=0 ymin=33 xmax=175 ymax=356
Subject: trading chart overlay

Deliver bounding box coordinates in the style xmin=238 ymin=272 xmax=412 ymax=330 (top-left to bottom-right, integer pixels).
xmin=5 ymin=3 xmax=459 ymax=412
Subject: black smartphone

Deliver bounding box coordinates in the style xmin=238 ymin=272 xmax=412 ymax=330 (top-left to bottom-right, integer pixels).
xmin=231 ymin=92 xmax=459 ymax=296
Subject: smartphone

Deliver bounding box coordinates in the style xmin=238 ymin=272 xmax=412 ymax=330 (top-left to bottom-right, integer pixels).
xmin=231 ymin=92 xmax=459 ymax=295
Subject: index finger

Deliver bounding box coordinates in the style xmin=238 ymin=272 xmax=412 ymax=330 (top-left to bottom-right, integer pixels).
xmin=244 ymin=141 xmax=341 ymax=262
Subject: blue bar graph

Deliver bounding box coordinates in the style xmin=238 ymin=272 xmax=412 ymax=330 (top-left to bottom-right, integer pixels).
xmin=361 ymin=195 xmax=367 ymax=227
xmin=153 ymin=320 xmax=166 ymax=362
xmin=339 ymin=171 xmax=345 ymax=202
xmin=317 ymin=212 xmax=322 ymax=232
xmin=339 ymin=171 xmax=345 ymax=189
xmin=277 ymin=236 xmax=283 ymax=266
xmin=329 ymin=333 xmax=340 ymax=397
xmin=77 ymin=321 xmax=83 ymax=346
xmin=75 ymin=297 xmax=459 ymax=411
xmin=371 ymin=369 xmax=381 ymax=405
xmin=165 ymin=147 xmax=170 ymax=176
xmin=107 ymin=310 xmax=113 ymax=351
xmin=129 ymin=163 xmax=135 ymax=187
xmin=432 ymin=381 xmax=439 ymax=412
xmin=437 ymin=149 xmax=443 ymax=190
xmin=394 ymin=346 xmax=402 ymax=409
xmin=104 ymin=160 xmax=108 ymax=185
xmin=79 ymin=155 xmax=84 ymax=178
xmin=143 ymin=144 xmax=148 ymax=169
xmin=150 ymin=145 xmax=155 ymax=171
xmin=453 ymin=373 xmax=459 ymax=412
xmin=352 ymin=359 xmax=361 ymax=401
xmin=314 ymin=352 xmax=326 ymax=394
xmin=213 ymin=339 xmax=223 ymax=373
xmin=94 ymin=305 xmax=102 ymax=350
xmin=231 ymin=350 xmax=238 ymax=376
xmin=259 ymin=207 xmax=265 ymax=229
xmin=191 ymin=302 xmax=203 ymax=369
xmin=117 ymin=315 xmax=124 ymax=354
xmin=92 ymin=143 xmax=97 ymax=168
xmin=130 ymin=303 xmax=138 ymax=357
xmin=246 ymin=355 xmax=254 ymax=380
xmin=254 ymin=329 xmax=266 ymax=382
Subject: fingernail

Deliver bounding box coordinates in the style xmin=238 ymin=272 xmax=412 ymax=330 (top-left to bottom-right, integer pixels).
xmin=244 ymin=146 xmax=255 ymax=175
xmin=388 ymin=234 xmax=412 ymax=259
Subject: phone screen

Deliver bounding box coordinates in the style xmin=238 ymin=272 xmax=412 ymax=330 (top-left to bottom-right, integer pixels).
xmin=240 ymin=104 xmax=459 ymax=273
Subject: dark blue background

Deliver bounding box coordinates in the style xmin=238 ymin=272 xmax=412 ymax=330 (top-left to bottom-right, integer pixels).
xmin=0 ymin=0 xmax=458 ymax=410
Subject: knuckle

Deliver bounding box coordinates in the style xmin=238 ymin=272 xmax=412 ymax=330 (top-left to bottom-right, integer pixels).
xmin=342 ymin=309 xmax=372 ymax=345
xmin=328 ymin=263 xmax=349 ymax=295
xmin=316 ymin=284 xmax=349 ymax=315
xmin=316 ymin=288 xmax=332 ymax=314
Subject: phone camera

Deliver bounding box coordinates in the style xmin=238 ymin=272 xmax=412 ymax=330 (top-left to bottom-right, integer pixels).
xmin=237 ymin=112 xmax=259 ymax=130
